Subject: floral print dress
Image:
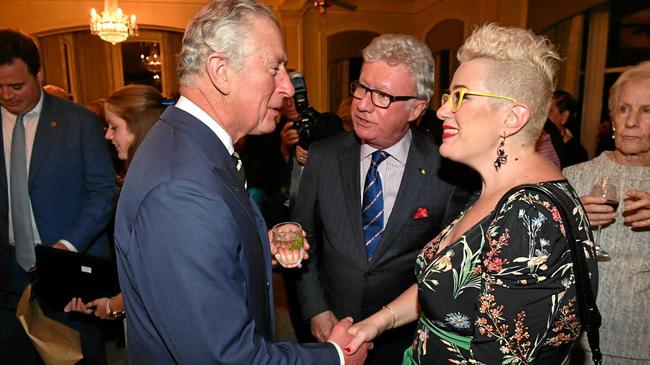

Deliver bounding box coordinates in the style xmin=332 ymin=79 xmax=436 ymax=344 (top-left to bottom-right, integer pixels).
xmin=407 ymin=181 xmax=598 ymax=365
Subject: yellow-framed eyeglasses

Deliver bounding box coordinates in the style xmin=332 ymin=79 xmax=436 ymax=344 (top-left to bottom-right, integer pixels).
xmin=441 ymin=87 xmax=517 ymax=112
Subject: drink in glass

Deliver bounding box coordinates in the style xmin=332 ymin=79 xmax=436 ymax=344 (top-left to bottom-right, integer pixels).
xmin=272 ymin=222 xmax=304 ymax=266
xmin=589 ymin=177 xmax=618 ymax=261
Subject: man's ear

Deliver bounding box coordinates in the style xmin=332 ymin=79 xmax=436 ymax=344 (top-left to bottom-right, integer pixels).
xmin=205 ymin=52 xmax=230 ymax=95
xmin=36 ymin=69 xmax=44 ymax=85
xmin=408 ymin=100 xmax=428 ymax=122
xmin=503 ymin=103 xmax=530 ymax=136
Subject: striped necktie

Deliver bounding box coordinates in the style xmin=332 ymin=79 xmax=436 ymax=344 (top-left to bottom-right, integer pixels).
xmin=362 ymin=150 xmax=389 ymax=259
xmin=232 ymin=151 xmax=246 ymax=186
xmin=11 ymin=114 xmax=36 ymax=271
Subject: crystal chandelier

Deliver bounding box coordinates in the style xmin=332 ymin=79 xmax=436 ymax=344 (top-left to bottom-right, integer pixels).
xmin=141 ymin=43 xmax=162 ymax=74
xmin=314 ymin=0 xmax=329 ymax=14
xmin=90 ymin=0 xmax=138 ymax=45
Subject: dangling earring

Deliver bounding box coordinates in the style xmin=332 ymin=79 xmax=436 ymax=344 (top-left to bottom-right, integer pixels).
xmin=611 ymin=127 xmax=616 ymax=139
xmin=494 ymin=134 xmax=508 ymax=171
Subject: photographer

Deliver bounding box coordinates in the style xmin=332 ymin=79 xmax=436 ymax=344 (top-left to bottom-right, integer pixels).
xmin=279 ymin=96 xmax=309 ymax=167
xmin=284 ymin=72 xmax=344 ymax=165
xmin=279 ymin=72 xmax=344 ymax=205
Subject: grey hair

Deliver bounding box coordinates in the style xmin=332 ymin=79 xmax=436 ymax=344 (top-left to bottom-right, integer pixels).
xmin=608 ymin=61 xmax=650 ymax=118
xmin=458 ymin=23 xmax=560 ymax=144
xmin=362 ymin=34 xmax=434 ymax=103
xmin=178 ymin=0 xmax=277 ymax=85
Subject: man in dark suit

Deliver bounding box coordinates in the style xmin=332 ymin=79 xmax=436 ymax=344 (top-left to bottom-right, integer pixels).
xmin=292 ymin=34 xmax=469 ymax=364
xmin=0 ymin=29 xmax=116 ymax=364
xmin=114 ymin=1 xmax=368 ymax=364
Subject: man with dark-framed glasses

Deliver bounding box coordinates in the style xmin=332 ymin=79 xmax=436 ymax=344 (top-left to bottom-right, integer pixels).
xmin=291 ymin=33 xmax=470 ymax=364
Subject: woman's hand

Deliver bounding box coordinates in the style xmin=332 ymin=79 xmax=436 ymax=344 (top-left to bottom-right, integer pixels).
xmin=85 ymin=297 xmax=112 ymax=319
xmin=580 ymin=195 xmax=618 ymax=227
xmin=64 ymin=297 xmax=93 ymax=315
xmin=623 ymin=189 xmax=650 ymax=228
xmin=345 ymin=319 xmax=381 ymax=355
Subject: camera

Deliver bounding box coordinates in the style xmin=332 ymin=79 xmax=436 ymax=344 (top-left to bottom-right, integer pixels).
xmin=290 ymin=72 xmax=325 ymax=149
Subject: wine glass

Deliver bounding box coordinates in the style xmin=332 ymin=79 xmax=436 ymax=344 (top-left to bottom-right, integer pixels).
xmin=589 ymin=177 xmax=618 ymax=261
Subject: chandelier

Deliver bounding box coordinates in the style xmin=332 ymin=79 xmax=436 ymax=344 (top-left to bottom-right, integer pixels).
xmin=313 ymin=0 xmax=326 ymax=14
xmin=313 ymin=0 xmax=357 ymax=14
xmin=90 ymin=0 xmax=138 ymax=45
xmin=141 ymin=43 xmax=162 ymax=74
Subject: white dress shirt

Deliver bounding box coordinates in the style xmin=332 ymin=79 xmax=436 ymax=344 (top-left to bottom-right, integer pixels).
xmin=2 ymin=92 xmax=48 ymax=249
xmin=175 ymin=96 xmax=234 ymax=155
xmin=359 ymin=129 xmax=412 ymax=226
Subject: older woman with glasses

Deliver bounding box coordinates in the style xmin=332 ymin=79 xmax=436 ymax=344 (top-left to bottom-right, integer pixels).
xmin=344 ymin=24 xmax=599 ymax=364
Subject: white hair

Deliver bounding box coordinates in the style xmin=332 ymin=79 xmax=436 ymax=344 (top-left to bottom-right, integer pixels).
xmin=363 ymin=34 xmax=435 ymax=103
xmin=178 ymin=0 xmax=277 ymax=86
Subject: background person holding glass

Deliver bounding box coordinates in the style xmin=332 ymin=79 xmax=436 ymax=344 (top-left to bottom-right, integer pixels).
xmin=563 ymin=60 xmax=650 ymax=365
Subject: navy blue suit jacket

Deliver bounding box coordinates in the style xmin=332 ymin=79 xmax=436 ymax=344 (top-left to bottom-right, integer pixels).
xmin=115 ymin=106 xmax=339 ymax=364
xmin=0 ymin=92 xmax=116 ymax=304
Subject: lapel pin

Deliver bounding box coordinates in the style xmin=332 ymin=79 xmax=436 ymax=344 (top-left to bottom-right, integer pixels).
xmin=49 ymin=121 xmax=57 ymax=128
xmin=419 ymin=168 xmax=426 ymax=175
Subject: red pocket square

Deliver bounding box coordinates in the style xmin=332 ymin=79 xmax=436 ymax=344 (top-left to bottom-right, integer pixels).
xmin=413 ymin=207 xmax=429 ymax=219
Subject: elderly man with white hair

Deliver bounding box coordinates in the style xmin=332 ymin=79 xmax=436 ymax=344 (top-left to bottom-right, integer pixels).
xmin=113 ymin=1 xmax=369 ymax=364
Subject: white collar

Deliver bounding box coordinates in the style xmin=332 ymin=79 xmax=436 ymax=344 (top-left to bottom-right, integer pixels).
xmin=175 ymin=95 xmax=234 ymax=155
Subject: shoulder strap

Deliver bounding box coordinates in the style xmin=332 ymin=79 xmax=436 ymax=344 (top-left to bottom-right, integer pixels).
xmin=518 ymin=184 xmax=602 ymax=365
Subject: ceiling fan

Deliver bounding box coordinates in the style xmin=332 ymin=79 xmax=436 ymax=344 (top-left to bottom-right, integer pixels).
xmin=313 ymin=0 xmax=357 ymax=14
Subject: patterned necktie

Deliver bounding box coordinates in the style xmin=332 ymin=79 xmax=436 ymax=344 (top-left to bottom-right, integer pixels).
xmin=362 ymin=150 xmax=389 ymax=259
xmin=231 ymin=151 xmax=246 ymax=186
xmin=11 ymin=114 xmax=36 ymax=271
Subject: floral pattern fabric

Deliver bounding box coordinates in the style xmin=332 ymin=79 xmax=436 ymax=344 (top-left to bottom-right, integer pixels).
xmin=411 ymin=181 xmax=598 ymax=364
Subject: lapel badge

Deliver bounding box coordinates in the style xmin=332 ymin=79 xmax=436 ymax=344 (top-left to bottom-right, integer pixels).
xmin=419 ymin=168 xmax=426 ymax=175
xmin=49 ymin=121 xmax=57 ymax=128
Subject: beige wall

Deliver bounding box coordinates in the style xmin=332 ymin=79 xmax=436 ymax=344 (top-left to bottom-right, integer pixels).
xmin=3 ymin=0 xmax=592 ymax=112
xmin=0 ymin=0 xmax=200 ymax=35
xmin=276 ymin=0 xmax=529 ymax=111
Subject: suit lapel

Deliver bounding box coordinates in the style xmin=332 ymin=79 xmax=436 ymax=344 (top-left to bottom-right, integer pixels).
xmin=161 ymin=108 xmax=273 ymax=331
xmin=159 ymin=107 xmax=265 ymax=243
xmin=338 ymin=137 xmax=367 ymax=264
xmin=369 ymin=130 xmax=431 ymax=267
xmin=29 ymin=94 xmax=61 ymax=185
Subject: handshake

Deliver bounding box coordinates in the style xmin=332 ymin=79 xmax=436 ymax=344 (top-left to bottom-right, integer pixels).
xmin=327 ymin=317 xmax=373 ymax=365
xmin=312 ymin=308 xmax=393 ymax=365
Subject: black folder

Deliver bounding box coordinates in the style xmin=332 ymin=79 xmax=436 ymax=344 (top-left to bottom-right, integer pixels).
xmin=35 ymin=245 xmax=120 ymax=312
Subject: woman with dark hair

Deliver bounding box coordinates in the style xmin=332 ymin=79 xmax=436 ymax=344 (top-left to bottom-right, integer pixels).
xmin=65 ymin=85 xmax=165 ymax=319
xmin=548 ymin=89 xmax=588 ymax=167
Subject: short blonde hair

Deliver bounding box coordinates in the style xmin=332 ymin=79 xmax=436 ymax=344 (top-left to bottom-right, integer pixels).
xmin=458 ymin=23 xmax=560 ymax=143
xmin=608 ymin=61 xmax=650 ymax=118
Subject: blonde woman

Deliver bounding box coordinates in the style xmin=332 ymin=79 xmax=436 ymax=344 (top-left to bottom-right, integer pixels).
xmin=345 ymin=24 xmax=598 ymax=364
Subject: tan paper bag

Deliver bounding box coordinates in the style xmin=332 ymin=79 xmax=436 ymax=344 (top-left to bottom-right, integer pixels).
xmin=16 ymin=284 xmax=83 ymax=365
